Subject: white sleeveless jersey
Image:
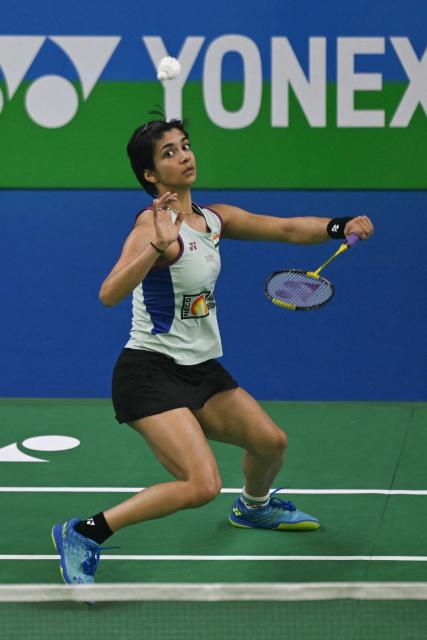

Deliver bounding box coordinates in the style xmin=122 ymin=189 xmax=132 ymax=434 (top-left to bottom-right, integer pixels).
xmin=125 ymin=204 xmax=223 ymax=365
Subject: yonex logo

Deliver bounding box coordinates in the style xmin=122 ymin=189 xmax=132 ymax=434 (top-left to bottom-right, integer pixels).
xmin=0 ymin=36 xmax=120 ymax=128
xmin=0 ymin=35 xmax=425 ymax=131
xmin=189 ymin=241 xmax=197 ymax=251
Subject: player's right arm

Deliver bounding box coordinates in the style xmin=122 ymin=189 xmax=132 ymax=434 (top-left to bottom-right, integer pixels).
xmin=99 ymin=192 xmax=182 ymax=307
xmin=98 ymin=217 xmax=159 ymax=307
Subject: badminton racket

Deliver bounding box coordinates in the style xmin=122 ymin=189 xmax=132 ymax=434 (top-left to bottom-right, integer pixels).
xmin=265 ymin=233 xmax=360 ymax=311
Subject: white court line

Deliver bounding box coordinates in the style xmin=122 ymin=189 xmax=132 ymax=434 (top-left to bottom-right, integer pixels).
xmin=0 ymin=487 xmax=427 ymax=495
xmin=4 ymin=582 xmax=427 ymax=602
xmin=2 ymin=555 xmax=427 ymax=562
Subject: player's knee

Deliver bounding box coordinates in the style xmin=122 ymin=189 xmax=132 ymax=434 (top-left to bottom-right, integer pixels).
xmin=262 ymin=428 xmax=288 ymax=459
xmin=188 ymin=475 xmax=222 ymax=507
xmin=276 ymin=429 xmax=288 ymax=453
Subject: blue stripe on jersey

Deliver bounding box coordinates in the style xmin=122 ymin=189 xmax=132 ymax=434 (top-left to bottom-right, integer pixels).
xmin=142 ymin=268 xmax=175 ymax=335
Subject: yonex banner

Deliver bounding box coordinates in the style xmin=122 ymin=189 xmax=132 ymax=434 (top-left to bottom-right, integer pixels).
xmin=1 ymin=0 xmax=425 ymax=188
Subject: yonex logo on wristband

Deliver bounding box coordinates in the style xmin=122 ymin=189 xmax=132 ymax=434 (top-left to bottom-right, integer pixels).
xmin=327 ymin=217 xmax=353 ymax=239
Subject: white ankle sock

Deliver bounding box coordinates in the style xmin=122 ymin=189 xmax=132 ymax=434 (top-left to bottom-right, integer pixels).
xmin=241 ymin=488 xmax=270 ymax=509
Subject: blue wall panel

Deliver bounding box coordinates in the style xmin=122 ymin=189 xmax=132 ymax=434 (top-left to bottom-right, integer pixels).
xmin=2 ymin=190 xmax=425 ymax=400
xmin=4 ymin=0 xmax=425 ymax=82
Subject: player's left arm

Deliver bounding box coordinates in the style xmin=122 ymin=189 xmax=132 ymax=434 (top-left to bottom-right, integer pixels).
xmin=211 ymin=203 xmax=374 ymax=244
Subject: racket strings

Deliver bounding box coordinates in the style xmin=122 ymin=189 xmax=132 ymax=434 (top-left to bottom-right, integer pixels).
xmin=265 ymin=270 xmax=334 ymax=310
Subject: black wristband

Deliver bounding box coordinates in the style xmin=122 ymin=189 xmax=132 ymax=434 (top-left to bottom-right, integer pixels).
xmin=150 ymin=241 xmax=164 ymax=254
xmin=327 ymin=217 xmax=354 ymax=239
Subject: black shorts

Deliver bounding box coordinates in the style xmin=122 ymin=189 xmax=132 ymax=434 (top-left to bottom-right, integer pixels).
xmin=112 ymin=348 xmax=239 ymax=423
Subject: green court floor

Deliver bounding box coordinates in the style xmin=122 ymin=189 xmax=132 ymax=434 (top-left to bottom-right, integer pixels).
xmin=1 ymin=399 xmax=426 ymax=585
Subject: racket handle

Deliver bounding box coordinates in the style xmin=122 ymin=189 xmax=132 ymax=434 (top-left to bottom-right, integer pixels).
xmin=346 ymin=233 xmax=360 ymax=247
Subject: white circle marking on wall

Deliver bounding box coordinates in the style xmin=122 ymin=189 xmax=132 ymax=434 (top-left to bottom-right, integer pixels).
xmin=25 ymin=75 xmax=79 ymax=128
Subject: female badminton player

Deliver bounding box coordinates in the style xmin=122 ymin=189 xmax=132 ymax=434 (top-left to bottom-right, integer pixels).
xmin=52 ymin=117 xmax=374 ymax=584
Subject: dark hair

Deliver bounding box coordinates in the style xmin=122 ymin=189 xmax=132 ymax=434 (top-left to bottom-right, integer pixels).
xmin=127 ymin=114 xmax=189 ymax=197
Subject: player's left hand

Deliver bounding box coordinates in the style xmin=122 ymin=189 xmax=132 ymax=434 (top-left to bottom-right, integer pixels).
xmin=344 ymin=215 xmax=374 ymax=241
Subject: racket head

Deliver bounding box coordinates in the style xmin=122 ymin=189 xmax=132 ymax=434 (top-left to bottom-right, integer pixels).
xmin=265 ymin=269 xmax=335 ymax=311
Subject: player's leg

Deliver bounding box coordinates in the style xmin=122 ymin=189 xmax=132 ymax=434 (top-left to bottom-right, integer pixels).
xmin=52 ymin=407 xmax=221 ymax=584
xmin=193 ymin=387 xmax=319 ymax=531
xmin=193 ymin=387 xmax=286 ymax=495
xmin=103 ymin=407 xmax=221 ymax=531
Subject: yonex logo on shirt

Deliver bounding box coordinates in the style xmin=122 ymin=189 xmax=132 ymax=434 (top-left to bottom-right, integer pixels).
xmin=189 ymin=241 xmax=197 ymax=251
xmin=181 ymin=291 xmax=215 ymax=319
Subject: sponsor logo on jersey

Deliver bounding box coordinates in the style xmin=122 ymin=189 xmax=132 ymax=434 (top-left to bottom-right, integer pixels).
xmin=181 ymin=291 xmax=216 ymax=319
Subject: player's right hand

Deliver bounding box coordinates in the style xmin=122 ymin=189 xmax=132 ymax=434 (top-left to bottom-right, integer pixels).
xmin=152 ymin=192 xmax=183 ymax=250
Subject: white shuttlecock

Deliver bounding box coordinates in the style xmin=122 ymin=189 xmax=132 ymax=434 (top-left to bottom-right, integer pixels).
xmin=157 ymin=56 xmax=181 ymax=81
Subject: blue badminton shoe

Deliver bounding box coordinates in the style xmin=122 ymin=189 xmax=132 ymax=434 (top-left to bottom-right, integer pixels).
xmin=51 ymin=518 xmax=101 ymax=584
xmin=229 ymin=489 xmax=320 ymax=531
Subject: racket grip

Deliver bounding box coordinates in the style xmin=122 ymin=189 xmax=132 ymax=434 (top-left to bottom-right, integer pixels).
xmin=346 ymin=233 xmax=360 ymax=247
